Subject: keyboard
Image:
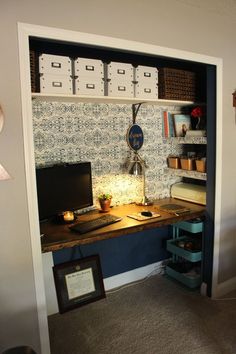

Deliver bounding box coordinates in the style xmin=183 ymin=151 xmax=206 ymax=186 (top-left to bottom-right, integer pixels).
xmin=70 ymin=214 xmax=122 ymax=234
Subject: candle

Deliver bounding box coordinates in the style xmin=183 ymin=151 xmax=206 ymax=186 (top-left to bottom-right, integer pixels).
xmin=63 ymin=211 xmax=74 ymax=222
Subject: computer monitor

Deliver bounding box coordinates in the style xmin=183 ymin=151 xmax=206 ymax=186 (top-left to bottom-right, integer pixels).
xmin=36 ymin=162 xmax=93 ymax=221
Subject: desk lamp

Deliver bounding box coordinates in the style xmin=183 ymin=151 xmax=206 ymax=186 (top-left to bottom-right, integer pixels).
xmin=127 ymin=103 xmax=152 ymax=206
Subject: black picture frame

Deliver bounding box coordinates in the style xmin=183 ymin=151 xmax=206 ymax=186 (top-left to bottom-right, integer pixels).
xmin=53 ymin=255 xmax=106 ymax=313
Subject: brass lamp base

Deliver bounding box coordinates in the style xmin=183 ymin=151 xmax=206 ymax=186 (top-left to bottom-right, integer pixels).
xmin=136 ymin=196 xmax=153 ymax=206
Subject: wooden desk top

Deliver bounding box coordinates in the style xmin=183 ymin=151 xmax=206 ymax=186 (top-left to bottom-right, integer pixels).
xmin=40 ymin=198 xmax=205 ymax=253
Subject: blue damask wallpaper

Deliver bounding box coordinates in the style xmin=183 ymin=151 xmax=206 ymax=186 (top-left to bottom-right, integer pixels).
xmin=32 ymin=100 xmax=182 ymax=206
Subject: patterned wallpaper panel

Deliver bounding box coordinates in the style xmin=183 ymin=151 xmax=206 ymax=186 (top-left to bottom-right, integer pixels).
xmin=32 ymin=100 xmax=182 ymax=207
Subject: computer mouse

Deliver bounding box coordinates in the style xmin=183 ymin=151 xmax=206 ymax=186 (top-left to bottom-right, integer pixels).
xmin=141 ymin=211 xmax=153 ymax=217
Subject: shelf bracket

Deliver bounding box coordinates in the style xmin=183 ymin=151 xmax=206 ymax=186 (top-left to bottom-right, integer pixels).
xmin=132 ymin=102 xmax=144 ymax=124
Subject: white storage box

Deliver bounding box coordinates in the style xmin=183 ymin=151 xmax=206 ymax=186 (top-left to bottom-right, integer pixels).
xmin=135 ymin=82 xmax=158 ymax=99
xmin=108 ymin=81 xmax=134 ymax=97
xmin=135 ymin=65 xmax=158 ymax=83
xmin=40 ymin=74 xmax=73 ymax=94
xmin=107 ymin=62 xmax=134 ymax=81
xmin=74 ymin=58 xmax=104 ymax=79
xmin=171 ymin=182 xmax=206 ymax=205
xmin=39 ymin=54 xmax=72 ymax=75
xmin=75 ymin=78 xmax=104 ymax=96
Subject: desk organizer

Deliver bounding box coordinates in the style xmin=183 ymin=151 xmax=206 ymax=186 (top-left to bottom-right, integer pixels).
xmin=167 ymin=157 xmax=180 ymax=169
xmin=180 ymin=158 xmax=196 ymax=171
xmin=196 ymin=160 xmax=206 ymax=173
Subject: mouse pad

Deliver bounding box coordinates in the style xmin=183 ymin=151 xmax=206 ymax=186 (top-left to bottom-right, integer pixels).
xmin=127 ymin=212 xmax=161 ymax=221
xmin=159 ymin=204 xmax=190 ymax=214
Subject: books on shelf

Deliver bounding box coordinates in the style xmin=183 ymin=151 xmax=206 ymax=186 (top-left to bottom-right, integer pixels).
xmin=162 ymin=111 xmax=206 ymax=138
xmin=162 ymin=110 xmax=177 ymax=138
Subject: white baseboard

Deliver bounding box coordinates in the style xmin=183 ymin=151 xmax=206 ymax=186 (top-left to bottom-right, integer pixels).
xmin=103 ymin=261 xmax=164 ymax=291
xmin=42 ymin=252 xmax=59 ymax=316
xmin=42 ymin=253 xmax=164 ymax=316
xmin=212 ymin=275 xmax=236 ymax=298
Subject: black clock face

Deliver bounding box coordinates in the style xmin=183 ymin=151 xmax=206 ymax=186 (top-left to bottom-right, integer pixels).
xmin=126 ymin=124 xmax=144 ymax=151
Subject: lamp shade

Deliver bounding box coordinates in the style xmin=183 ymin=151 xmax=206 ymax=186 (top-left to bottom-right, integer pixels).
xmin=128 ymin=153 xmax=143 ymax=176
xmin=0 ymin=163 xmax=11 ymax=180
xmin=128 ymin=160 xmax=143 ymax=176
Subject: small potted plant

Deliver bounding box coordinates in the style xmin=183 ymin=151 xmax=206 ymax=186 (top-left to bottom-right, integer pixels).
xmin=98 ymin=193 xmax=112 ymax=212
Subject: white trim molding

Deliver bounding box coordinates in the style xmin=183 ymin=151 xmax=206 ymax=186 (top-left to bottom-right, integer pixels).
xmin=17 ymin=22 xmax=223 ymax=352
xmin=43 ymin=257 xmax=165 ymax=316
xmin=211 ymin=64 xmax=223 ymax=298
xmin=104 ymin=261 xmax=164 ymax=291
xmin=212 ymin=276 xmax=236 ymax=299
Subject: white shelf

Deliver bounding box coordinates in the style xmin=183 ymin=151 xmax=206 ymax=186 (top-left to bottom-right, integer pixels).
xmin=166 ymin=168 xmax=207 ymax=181
xmin=164 ymin=136 xmax=207 ymax=144
xmin=31 ymin=93 xmax=195 ymax=106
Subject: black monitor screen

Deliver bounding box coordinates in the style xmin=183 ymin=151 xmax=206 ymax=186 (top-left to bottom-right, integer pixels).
xmin=36 ymin=162 xmax=93 ymax=221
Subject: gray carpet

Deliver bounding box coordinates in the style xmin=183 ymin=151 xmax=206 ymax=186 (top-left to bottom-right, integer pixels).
xmin=48 ymin=275 xmax=236 ymax=354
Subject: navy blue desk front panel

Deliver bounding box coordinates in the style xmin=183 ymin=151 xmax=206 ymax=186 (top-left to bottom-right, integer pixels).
xmin=53 ymin=226 xmax=171 ymax=278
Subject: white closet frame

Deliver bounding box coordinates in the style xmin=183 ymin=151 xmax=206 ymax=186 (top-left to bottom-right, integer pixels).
xmin=17 ymin=22 xmax=223 ymax=354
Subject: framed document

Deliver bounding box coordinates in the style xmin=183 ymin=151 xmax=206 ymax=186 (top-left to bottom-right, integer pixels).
xmin=53 ymin=255 xmax=105 ymax=313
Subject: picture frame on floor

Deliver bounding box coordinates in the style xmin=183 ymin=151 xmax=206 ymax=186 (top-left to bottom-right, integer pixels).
xmin=53 ymin=255 xmax=106 ymax=313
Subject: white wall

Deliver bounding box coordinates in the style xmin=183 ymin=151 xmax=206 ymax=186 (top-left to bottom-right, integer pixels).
xmin=1 ymin=0 xmax=236 ymax=352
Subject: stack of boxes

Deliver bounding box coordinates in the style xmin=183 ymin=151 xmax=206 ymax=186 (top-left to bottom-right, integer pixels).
xmin=39 ymin=54 xmax=73 ymax=94
xmin=107 ymin=62 xmax=134 ymax=97
xmin=134 ymin=65 xmax=158 ymax=99
xmin=37 ymin=54 xmax=159 ymax=100
xmin=74 ymin=58 xmax=104 ymax=96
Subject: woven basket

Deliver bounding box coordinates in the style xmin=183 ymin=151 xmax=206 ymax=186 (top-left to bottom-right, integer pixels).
xmin=30 ymin=50 xmax=37 ymax=92
xmin=158 ymin=68 xmax=197 ymax=101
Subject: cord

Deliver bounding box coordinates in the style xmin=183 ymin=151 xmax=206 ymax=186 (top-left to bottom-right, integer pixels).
xmin=105 ymin=266 xmax=236 ymax=300
xmin=70 ymin=245 xmax=84 ymax=261
xmin=105 ymin=265 xmax=165 ymax=294
xmin=78 ymin=246 xmax=84 ymax=258
xmin=70 ymin=246 xmax=76 ymax=261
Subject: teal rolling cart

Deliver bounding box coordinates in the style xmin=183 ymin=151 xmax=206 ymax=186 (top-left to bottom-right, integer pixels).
xmin=166 ymin=219 xmax=204 ymax=288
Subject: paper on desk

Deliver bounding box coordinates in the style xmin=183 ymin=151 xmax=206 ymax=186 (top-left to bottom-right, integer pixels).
xmin=127 ymin=212 xmax=161 ymax=221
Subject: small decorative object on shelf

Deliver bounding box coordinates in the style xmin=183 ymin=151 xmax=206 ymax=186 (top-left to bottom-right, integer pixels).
xmin=191 ymin=106 xmax=203 ymax=130
xmin=185 ymin=130 xmax=206 ymax=137
xmin=98 ymin=193 xmax=112 ymax=212
xmin=173 ymin=114 xmax=192 ymax=137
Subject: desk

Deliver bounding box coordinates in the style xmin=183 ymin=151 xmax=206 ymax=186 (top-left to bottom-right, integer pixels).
xmin=41 ymin=198 xmax=205 ymax=253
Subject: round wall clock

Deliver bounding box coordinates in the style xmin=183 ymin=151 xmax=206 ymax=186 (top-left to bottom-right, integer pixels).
xmin=126 ymin=123 xmax=144 ymax=151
